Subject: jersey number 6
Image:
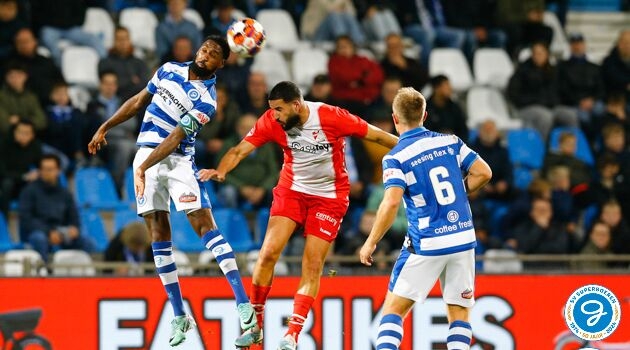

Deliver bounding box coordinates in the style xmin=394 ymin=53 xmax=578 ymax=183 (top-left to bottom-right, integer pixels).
xmin=428 ymin=166 xmax=456 ymax=205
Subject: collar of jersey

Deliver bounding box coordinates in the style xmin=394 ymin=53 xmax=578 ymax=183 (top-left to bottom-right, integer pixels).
xmin=399 ymin=126 xmax=428 ymax=140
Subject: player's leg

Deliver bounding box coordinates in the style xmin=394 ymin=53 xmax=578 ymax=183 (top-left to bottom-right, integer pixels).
xmin=440 ymin=249 xmax=476 ymax=350
xmin=376 ymin=291 xmax=415 ymax=350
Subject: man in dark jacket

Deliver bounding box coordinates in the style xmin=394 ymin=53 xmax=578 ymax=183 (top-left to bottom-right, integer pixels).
xmin=18 ymin=154 xmax=94 ymax=261
xmin=425 ymin=74 xmax=469 ymax=141
xmin=0 ymin=0 xmax=26 ymax=60
xmin=472 ymin=120 xmax=513 ymax=200
xmin=601 ymin=30 xmax=630 ymax=101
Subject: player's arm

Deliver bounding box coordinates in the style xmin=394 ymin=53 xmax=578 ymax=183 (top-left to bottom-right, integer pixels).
xmin=363 ymin=124 xmax=399 ymax=149
xmin=359 ymin=186 xmax=404 ymax=266
xmin=88 ymin=89 xmax=153 ymax=154
xmin=198 ymin=140 xmax=258 ymax=182
xmin=465 ymin=157 xmax=492 ymax=194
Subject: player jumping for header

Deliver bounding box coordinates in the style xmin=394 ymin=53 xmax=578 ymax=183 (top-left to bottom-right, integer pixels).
xmin=359 ymin=87 xmax=492 ymax=350
xmin=88 ymin=35 xmax=256 ymax=347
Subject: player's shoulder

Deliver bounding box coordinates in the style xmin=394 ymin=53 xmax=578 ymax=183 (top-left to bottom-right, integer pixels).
xmin=157 ymin=61 xmax=189 ymax=78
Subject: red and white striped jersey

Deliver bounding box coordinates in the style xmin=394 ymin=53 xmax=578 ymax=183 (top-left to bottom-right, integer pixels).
xmin=244 ymin=101 xmax=368 ymax=199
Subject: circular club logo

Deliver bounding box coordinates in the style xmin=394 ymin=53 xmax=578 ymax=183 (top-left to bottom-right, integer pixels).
xmin=187 ymin=89 xmax=200 ymax=100
xmin=564 ymin=284 xmax=620 ymax=341
xmin=137 ymin=195 xmax=146 ymax=207
xmin=447 ymin=210 xmax=459 ymax=223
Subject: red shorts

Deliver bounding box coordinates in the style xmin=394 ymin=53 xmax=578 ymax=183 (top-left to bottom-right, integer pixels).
xmin=270 ymin=186 xmax=349 ymax=242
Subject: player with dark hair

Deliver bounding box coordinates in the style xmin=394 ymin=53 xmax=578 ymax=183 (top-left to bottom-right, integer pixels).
xmin=88 ymin=35 xmax=257 ymax=347
xmin=199 ymin=80 xmax=399 ymax=349
xmin=359 ymin=87 xmax=492 ymax=350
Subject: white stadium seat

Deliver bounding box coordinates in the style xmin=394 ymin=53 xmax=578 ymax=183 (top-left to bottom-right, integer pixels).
xmin=473 ymin=48 xmax=514 ymax=90
xmin=3 ymin=249 xmax=46 ymax=276
xmin=251 ymin=48 xmax=291 ymax=89
xmin=52 ymin=250 xmax=96 ymax=276
xmin=483 ymin=249 xmax=523 ymax=273
xmin=466 ymin=86 xmax=523 ymax=130
xmin=183 ymin=8 xmax=205 ymax=31
xmin=61 ymin=46 xmax=100 ymax=87
xmin=119 ymin=7 xmax=158 ymax=51
xmin=83 ymin=7 xmax=115 ymax=49
xmin=543 ymin=11 xmax=570 ymax=58
xmin=291 ymin=47 xmax=328 ymax=92
xmin=256 ymin=9 xmax=309 ymax=52
xmin=429 ymin=48 xmax=473 ymax=92
xmin=68 ymin=85 xmax=92 ymax=112
xmin=172 ymin=250 xmax=193 ymax=276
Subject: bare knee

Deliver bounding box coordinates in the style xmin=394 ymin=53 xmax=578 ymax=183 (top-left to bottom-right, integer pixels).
xmin=301 ymin=256 xmax=324 ymax=280
xmin=258 ymin=245 xmax=282 ymax=268
xmin=446 ymin=304 xmax=469 ymax=323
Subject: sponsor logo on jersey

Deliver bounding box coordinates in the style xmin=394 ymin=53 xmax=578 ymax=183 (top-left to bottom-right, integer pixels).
xmin=461 ymin=288 xmax=473 ymax=299
xmin=179 ymin=192 xmax=198 ymax=203
xmin=156 ymin=86 xmax=187 ymax=113
xmin=187 ymin=89 xmax=200 ymax=101
xmin=383 ymin=169 xmax=396 ymax=182
xmin=196 ymin=113 xmax=209 ymax=124
xmin=564 ymin=284 xmax=620 ymax=341
xmin=289 ymin=142 xmax=331 ymax=154
xmin=312 ymin=130 xmax=320 ymax=140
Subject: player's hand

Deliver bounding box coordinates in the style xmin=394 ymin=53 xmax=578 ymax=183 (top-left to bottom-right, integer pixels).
xmin=134 ymin=168 xmax=146 ymax=198
xmin=359 ymin=242 xmax=376 ymax=266
xmin=198 ymin=169 xmax=225 ymax=182
xmin=88 ymin=128 xmax=108 ymax=155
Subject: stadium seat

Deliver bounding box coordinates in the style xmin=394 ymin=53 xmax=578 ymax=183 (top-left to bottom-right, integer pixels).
xmin=213 ymin=209 xmax=254 ymax=253
xmin=198 ymin=250 xmax=215 ymax=265
xmin=113 ymin=208 xmax=143 ymax=234
xmin=466 ymin=86 xmax=523 ymax=130
xmin=75 ymin=167 xmax=125 ymax=210
xmin=183 ymin=8 xmax=205 ymax=30
xmin=170 ymin=210 xmax=203 ymax=253
xmin=582 ymin=204 xmax=600 ymax=232
xmin=548 ymin=127 xmax=594 ymax=165
xmin=256 ymin=9 xmax=309 ymax=52
xmin=61 ymin=46 xmax=99 ymax=88
xmin=0 ymin=213 xmax=15 ymax=252
xmin=543 ymin=11 xmax=570 ymax=59
xmin=79 ymin=209 xmax=110 ymax=252
xmin=203 ymin=181 xmax=223 ymax=209
xmin=251 ymin=48 xmax=291 ymax=89
xmin=172 ymin=250 xmax=193 ymax=276
xmin=506 ymin=128 xmax=545 ymax=169
xmin=67 ymin=85 xmax=92 ymax=112
xmin=3 ymin=249 xmax=46 ymax=276
xmin=473 ymin=48 xmax=514 ymax=90
xmin=52 ymin=250 xmax=96 ymax=276
xmin=429 ymin=48 xmax=473 ymax=92
xmin=83 ymin=7 xmax=115 ymax=49
xmin=483 ymin=249 xmax=523 ymax=273
xmin=254 ymin=208 xmax=270 ymax=248
xmin=119 ymin=7 xmax=158 ymax=51
xmin=291 ymin=47 xmax=329 ymax=92
xmin=123 ymin=167 xmax=135 ymax=203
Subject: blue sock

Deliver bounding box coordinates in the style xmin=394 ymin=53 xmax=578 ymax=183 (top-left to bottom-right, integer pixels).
xmin=447 ymin=320 xmax=472 ymax=350
xmin=376 ymin=314 xmax=403 ymax=349
xmin=152 ymin=241 xmax=185 ymax=317
xmin=202 ymin=230 xmax=249 ymax=305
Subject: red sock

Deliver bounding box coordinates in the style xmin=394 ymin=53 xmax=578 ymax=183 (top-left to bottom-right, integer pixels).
xmin=251 ymin=284 xmax=271 ymax=328
xmin=286 ymin=294 xmax=315 ymax=341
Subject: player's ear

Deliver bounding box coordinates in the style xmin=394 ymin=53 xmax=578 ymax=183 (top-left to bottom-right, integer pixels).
xmin=392 ymin=113 xmax=399 ymax=125
xmin=422 ymin=110 xmax=428 ymax=123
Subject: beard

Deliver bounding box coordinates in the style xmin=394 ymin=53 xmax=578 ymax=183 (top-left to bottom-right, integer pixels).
xmin=282 ymin=114 xmax=301 ymax=131
xmin=189 ymin=61 xmax=214 ymax=79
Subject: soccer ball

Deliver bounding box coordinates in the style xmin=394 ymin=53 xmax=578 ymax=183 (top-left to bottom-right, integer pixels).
xmin=226 ymin=18 xmax=266 ymax=57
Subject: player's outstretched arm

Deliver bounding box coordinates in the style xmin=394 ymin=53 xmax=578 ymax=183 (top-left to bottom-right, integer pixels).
xmin=198 ymin=140 xmax=257 ymax=182
xmin=363 ymin=124 xmax=399 ymax=149
xmin=359 ymin=186 xmax=404 ymax=266
xmin=465 ymin=157 xmax=492 ymax=194
xmin=88 ymin=89 xmax=153 ymax=154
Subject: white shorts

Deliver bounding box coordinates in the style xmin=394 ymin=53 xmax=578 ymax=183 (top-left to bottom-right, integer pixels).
xmin=132 ymin=147 xmax=210 ymax=216
xmin=388 ymin=248 xmax=475 ymax=307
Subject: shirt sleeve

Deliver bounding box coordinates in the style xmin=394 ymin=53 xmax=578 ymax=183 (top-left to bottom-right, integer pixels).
xmin=457 ymin=137 xmax=480 ymax=172
xmin=243 ymin=110 xmax=273 ymax=147
xmin=332 ymin=106 xmax=368 ymax=138
xmin=382 ymin=155 xmax=406 ymax=190
xmin=146 ymin=65 xmax=166 ymax=94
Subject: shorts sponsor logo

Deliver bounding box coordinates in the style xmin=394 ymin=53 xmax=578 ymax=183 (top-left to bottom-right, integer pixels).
xmin=315 ymin=212 xmax=338 ymax=226
xmin=461 ymin=288 xmax=473 ymax=299
xmin=187 ymin=89 xmax=200 ymax=101
xmin=179 ymin=192 xmax=198 ymax=203
xmin=564 ymin=284 xmax=620 ymax=341
xmin=137 ymin=195 xmax=147 ymax=206
xmin=447 ymin=210 xmax=459 ymax=223
xmin=319 ymin=227 xmax=333 ymax=236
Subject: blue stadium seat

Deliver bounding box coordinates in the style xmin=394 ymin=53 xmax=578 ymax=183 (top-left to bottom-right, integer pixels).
xmin=513 ymin=167 xmax=534 ymax=190
xmin=254 ymin=208 xmax=270 ymax=248
xmin=582 ymin=204 xmax=600 ymax=232
xmin=0 ymin=212 xmax=16 ymax=252
xmin=170 ymin=210 xmax=203 ymax=252
xmin=113 ymin=208 xmax=143 ymax=234
xmin=75 ymin=167 xmax=126 ymax=210
xmin=213 ymin=208 xmax=255 ymax=253
xmin=123 ymin=167 xmax=135 ymax=203
xmin=506 ymin=128 xmax=545 ymax=169
xmin=79 ymin=209 xmax=109 ymax=252
xmin=548 ymin=127 xmax=594 ymax=165
xmin=203 ymin=181 xmax=223 ymax=209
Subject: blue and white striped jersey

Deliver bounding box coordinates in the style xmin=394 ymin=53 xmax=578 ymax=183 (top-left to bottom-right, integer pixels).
xmin=137 ymin=62 xmax=217 ymax=156
xmin=382 ymin=127 xmax=480 ymax=256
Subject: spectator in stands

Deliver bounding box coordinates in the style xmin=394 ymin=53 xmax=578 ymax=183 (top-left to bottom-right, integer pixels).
xmin=216 ymin=114 xmax=278 ymax=209
xmin=601 ymin=30 xmax=630 ymax=100
xmin=368 ymin=76 xmax=401 ymax=122
xmin=345 ymin=135 xmax=373 ymax=206
xmin=155 ymin=0 xmax=202 ymax=59
xmin=0 ymin=0 xmax=25 ymax=60
xmin=599 ymin=200 xmax=630 ymax=256
xmin=472 ymin=119 xmax=513 ymax=201
xmin=380 ymin=33 xmax=428 ymax=91
xmin=242 ymin=0 xmax=281 ymax=17
xmin=425 ymin=74 xmax=469 ymax=141
xmin=197 ymin=83 xmax=241 ymax=167
xmin=577 ymin=153 xmax=629 ymax=213
xmin=301 ymin=0 xmax=366 ymax=45
xmin=86 ymin=71 xmax=136 ymax=187
xmin=395 ymin=0 xmax=467 ymax=66
xmin=599 ymin=123 xmax=630 ymax=176
xmin=104 ymin=221 xmax=153 ymax=275
xmin=98 ymin=26 xmax=150 ymax=101
xmin=546 ymin=166 xmax=577 ymax=228
xmin=205 ymin=0 xmax=237 ymax=36
xmin=44 ymin=81 xmax=85 ymax=169
xmin=237 ymin=71 xmax=268 ymax=116
xmin=503 ymin=178 xmax=552 ymax=232
xmin=508 ymin=42 xmax=578 ymax=140
xmin=30 ymin=0 xmax=106 ymax=65
xmin=9 ymin=28 xmax=64 ymax=106
xmin=542 ymin=132 xmax=591 ymax=188
xmin=161 ymin=35 xmax=194 ymax=64
xmin=0 ymin=120 xmax=41 ymax=216
xmin=557 ymin=33 xmax=605 ymax=127
xmin=495 ymin=0 xmax=553 ymax=57
xmin=216 ymin=51 xmax=252 ymax=101
xmin=304 ymin=74 xmax=333 ymax=104
xmin=441 ymin=0 xmax=507 ymax=60
xmin=328 ymin=35 xmax=384 ymax=115
xmin=0 ymin=62 xmax=47 ymax=136
xmin=18 ymin=154 xmax=94 ymax=262
xmin=575 ymin=221 xmax=612 ymax=270
xmin=354 ymin=0 xmax=401 ymax=42
xmin=601 ymin=93 xmax=629 ymax=144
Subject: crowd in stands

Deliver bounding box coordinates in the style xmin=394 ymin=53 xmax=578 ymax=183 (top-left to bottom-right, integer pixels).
xmin=0 ymin=0 xmax=629 ymax=274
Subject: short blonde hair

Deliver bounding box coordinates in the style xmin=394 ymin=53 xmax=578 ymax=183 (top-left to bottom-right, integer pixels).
xmin=392 ymin=87 xmax=426 ymax=124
